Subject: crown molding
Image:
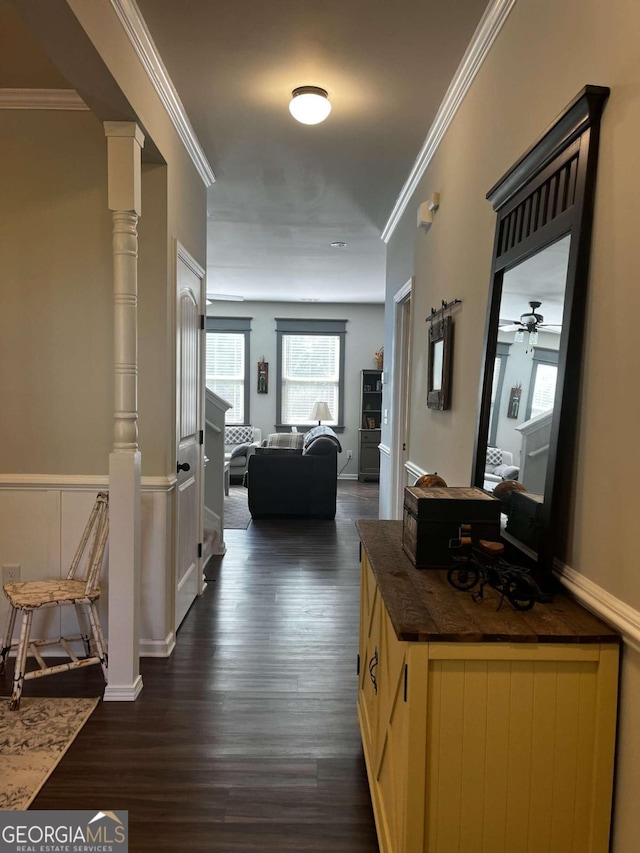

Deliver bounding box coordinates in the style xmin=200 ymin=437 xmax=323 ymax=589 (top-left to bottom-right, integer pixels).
xmin=381 ymin=0 xmax=518 ymax=243
xmin=0 ymin=88 xmax=89 ymax=110
xmin=108 ymin=0 xmax=215 ymax=187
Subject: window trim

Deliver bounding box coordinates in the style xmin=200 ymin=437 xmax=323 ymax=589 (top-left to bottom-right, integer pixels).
xmin=488 ymin=341 xmax=511 ymax=446
xmin=205 ymin=316 xmax=251 ymax=425
xmin=275 ymin=318 xmax=347 ymax=432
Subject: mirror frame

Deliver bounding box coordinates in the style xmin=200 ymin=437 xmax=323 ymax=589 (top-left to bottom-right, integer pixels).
xmin=427 ymin=316 xmax=453 ymax=410
xmin=472 ymin=86 xmax=609 ymax=580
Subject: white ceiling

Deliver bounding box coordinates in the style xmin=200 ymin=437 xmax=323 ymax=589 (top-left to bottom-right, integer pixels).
xmin=135 ymin=0 xmax=490 ymax=303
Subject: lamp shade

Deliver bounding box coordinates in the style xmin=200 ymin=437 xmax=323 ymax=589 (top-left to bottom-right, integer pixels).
xmin=310 ymin=401 xmax=332 ymax=423
xmin=289 ymin=86 xmax=331 ymax=125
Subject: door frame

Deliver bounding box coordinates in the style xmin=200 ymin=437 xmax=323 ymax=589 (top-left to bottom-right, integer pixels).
xmin=175 ymin=241 xmax=206 ymax=612
xmin=391 ymin=278 xmax=413 ymax=519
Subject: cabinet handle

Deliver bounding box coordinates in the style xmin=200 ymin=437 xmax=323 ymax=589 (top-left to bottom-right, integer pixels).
xmin=368 ymin=647 xmax=378 ymax=694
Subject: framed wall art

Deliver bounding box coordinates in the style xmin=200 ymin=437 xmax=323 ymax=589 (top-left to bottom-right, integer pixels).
xmin=257 ymin=360 xmax=268 ymax=393
xmin=427 ymin=315 xmax=453 ymax=410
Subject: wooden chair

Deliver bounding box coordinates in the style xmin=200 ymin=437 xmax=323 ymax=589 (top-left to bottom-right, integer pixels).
xmin=0 ymin=491 xmax=109 ymax=709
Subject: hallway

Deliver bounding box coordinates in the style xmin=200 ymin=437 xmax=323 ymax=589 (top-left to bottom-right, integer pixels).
xmin=26 ymin=481 xmax=381 ymax=852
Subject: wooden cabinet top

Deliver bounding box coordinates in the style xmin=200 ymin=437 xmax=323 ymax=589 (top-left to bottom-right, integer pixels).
xmin=356 ymin=520 xmax=620 ymax=645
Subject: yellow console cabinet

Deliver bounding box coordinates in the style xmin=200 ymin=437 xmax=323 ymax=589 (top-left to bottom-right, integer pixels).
xmin=356 ymin=521 xmax=620 ymax=853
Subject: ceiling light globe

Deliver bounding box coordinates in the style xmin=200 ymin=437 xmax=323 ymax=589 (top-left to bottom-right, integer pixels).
xmin=289 ymin=86 xmax=331 ymax=125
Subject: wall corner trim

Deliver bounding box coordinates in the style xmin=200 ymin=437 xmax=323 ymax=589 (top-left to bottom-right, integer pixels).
xmin=555 ymin=560 xmax=640 ymax=655
xmin=381 ymin=0 xmax=518 ymax=243
xmin=108 ymin=0 xmax=215 ymax=187
xmin=379 ymin=443 xmax=392 ymax=458
xmin=0 ymin=88 xmax=89 ymax=110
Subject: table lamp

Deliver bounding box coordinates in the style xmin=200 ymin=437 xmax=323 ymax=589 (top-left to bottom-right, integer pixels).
xmin=310 ymin=401 xmax=332 ymax=425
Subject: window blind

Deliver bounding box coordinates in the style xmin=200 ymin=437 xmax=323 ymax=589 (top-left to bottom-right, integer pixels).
xmin=206 ymin=332 xmax=245 ymax=424
xmin=281 ymin=334 xmax=339 ymax=424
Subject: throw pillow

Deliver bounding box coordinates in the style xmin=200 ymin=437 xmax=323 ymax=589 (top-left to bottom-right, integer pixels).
xmin=225 ymin=425 xmax=254 ymax=445
xmin=254 ymin=447 xmax=302 ymax=456
xmin=493 ymin=463 xmax=520 ymax=480
xmin=265 ymin=433 xmax=304 ymax=449
xmin=486 ymin=446 xmax=503 ymax=468
xmin=230 ymin=442 xmax=252 ymax=459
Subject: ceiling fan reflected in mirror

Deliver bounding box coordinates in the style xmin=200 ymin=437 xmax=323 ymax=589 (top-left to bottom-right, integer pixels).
xmin=499 ymin=300 xmax=561 ymax=344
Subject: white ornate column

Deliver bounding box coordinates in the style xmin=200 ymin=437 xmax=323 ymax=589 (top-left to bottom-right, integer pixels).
xmin=103 ymin=121 xmax=145 ymax=701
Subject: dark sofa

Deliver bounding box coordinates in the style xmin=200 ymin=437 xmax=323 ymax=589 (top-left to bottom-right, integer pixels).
xmin=247 ymin=426 xmax=341 ymax=519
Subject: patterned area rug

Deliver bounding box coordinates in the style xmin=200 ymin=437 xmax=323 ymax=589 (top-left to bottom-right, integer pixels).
xmin=0 ymin=696 xmax=99 ymax=809
xmin=224 ymin=486 xmax=252 ymax=529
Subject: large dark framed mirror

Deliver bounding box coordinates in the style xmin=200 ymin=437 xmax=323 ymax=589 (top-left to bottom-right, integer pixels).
xmin=472 ymin=86 xmax=609 ymax=584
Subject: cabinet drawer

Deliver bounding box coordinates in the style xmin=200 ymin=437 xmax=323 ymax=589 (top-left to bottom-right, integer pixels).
xmin=360 ymin=430 xmax=380 ymax=445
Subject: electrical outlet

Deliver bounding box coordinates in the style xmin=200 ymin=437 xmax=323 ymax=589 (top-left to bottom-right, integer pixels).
xmin=2 ymin=564 xmax=20 ymax=584
xmin=347 ymin=450 xmax=353 ymax=460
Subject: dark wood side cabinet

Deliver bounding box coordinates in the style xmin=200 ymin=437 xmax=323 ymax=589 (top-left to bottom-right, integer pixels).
xmin=359 ymin=369 xmax=382 ymax=481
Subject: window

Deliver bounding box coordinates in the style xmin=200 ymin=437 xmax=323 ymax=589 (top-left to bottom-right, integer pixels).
xmin=205 ymin=317 xmax=251 ymax=424
xmin=276 ymin=319 xmax=347 ymax=429
xmin=529 ymin=363 xmax=558 ymax=418
xmin=525 ymin=347 xmax=559 ymax=420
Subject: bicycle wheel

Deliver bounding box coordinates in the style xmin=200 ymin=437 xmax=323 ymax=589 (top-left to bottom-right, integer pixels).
xmin=447 ymin=564 xmax=480 ymax=591
xmin=506 ymin=574 xmax=538 ymax=610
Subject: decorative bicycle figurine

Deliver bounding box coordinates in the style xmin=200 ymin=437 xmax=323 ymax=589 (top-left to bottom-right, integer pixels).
xmin=447 ymin=524 xmax=541 ymax=611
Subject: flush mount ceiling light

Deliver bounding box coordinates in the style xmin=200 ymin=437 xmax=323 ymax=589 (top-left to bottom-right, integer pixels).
xmin=330 ymin=241 xmax=347 ymax=249
xmin=289 ymin=86 xmax=331 ymax=125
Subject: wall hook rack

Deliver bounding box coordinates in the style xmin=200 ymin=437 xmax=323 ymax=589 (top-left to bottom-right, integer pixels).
xmin=426 ymin=298 xmax=462 ymax=324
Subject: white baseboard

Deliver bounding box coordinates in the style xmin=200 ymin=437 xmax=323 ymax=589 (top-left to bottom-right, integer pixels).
xmin=103 ymin=674 xmax=144 ymax=702
xmin=554 ymin=559 xmax=640 ymax=655
xmin=338 ymin=473 xmax=358 ymax=480
xmin=139 ymin=631 xmax=176 ymax=658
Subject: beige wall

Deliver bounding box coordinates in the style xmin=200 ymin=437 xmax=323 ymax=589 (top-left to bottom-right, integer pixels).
xmin=0 ymin=110 xmax=113 ymax=474
xmin=66 ymin=0 xmax=208 ymax=475
xmin=384 ymin=1 xmax=640 ymax=848
xmin=0 ymin=0 xmax=207 ymax=478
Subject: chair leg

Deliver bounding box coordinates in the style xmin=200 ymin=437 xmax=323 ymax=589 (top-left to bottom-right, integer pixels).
xmin=87 ymin=603 xmax=108 ymax=681
xmin=10 ymin=609 xmax=33 ymax=710
xmin=74 ymin=602 xmax=93 ymax=657
xmin=0 ymin=605 xmax=18 ymax=676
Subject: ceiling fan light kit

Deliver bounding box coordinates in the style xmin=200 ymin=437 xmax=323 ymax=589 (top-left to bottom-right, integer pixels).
xmin=289 ymin=86 xmax=331 ymax=125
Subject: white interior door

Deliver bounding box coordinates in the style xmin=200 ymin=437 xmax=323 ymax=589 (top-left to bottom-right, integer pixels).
xmin=175 ymin=245 xmax=204 ymax=630
xmin=392 ymin=279 xmax=413 ymax=518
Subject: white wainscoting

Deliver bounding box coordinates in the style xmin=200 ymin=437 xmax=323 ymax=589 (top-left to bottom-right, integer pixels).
xmin=0 ymin=475 xmax=176 ymax=658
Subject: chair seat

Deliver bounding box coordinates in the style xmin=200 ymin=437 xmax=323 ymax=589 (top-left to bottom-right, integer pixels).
xmin=3 ymin=579 xmax=100 ymax=610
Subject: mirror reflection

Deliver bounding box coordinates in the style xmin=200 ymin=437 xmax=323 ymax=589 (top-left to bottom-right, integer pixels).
xmin=483 ymin=235 xmax=570 ymax=547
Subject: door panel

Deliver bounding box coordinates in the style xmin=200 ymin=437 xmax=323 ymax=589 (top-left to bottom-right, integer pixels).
xmin=175 ymin=249 xmax=203 ymax=629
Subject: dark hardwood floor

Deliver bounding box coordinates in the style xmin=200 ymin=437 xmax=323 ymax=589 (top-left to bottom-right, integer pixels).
xmin=6 ymin=480 xmax=381 ymax=852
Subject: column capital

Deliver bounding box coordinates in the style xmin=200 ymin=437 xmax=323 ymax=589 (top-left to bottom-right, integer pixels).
xmin=104 ymin=121 xmax=145 ymax=146
xmin=104 ymin=121 xmax=144 ymax=214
